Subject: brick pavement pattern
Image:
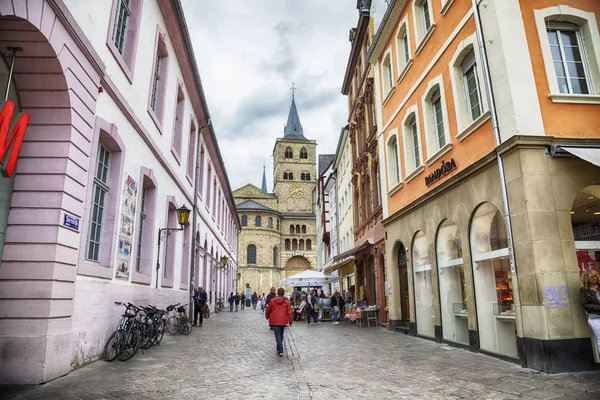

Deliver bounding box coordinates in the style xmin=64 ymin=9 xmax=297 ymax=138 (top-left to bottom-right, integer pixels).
xmin=3 ymin=309 xmax=600 ymax=400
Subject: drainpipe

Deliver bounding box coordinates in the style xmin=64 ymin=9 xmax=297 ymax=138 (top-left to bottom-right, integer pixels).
xmin=472 ymin=0 xmax=526 ymax=363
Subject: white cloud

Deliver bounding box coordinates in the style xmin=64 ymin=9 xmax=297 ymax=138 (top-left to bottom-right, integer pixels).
xmin=181 ymin=0 xmax=357 ymax=191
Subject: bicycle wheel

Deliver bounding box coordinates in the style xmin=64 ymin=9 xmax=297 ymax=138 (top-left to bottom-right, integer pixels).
xmin=141 ymin=323 xmax=154 ymax=350
xmin=154 ymin=319 xmax=166 ymax=345
xmin=166 ymin=316 xmax=180 ymax=335
xmin=103 ymin=330 xmax=124 ymax=362
xmin=118 ymin=329 xmax=141 ymax=361
xmin=178 ymin=316 xmax=192 ymax=335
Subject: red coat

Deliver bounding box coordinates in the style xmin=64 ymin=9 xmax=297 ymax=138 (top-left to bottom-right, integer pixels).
xmin=265 ymin=296 xmax=293 ymax=326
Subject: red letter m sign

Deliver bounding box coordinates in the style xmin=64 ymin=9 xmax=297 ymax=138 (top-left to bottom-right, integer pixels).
xmin=0 ymin=101 xmax=30 ymax=178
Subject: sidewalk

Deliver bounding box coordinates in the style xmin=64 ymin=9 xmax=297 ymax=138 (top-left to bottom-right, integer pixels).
xmin=3 ymin=308 xmax=600 ymax=399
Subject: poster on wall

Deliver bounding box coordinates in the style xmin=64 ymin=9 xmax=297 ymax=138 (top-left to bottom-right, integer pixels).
xmin=116 ymin=174 xmax=138 ymax=279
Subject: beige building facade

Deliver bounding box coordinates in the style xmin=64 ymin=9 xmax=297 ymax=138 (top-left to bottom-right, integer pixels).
xmin=233 ymin=96 xmax=317 ymax=296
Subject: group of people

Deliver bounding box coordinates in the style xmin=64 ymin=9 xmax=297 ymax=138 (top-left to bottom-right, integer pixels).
xmin=227 ymin=291 xmax=271 ymax=312
xmin=289 ymin=289 xmax=344 ymax=325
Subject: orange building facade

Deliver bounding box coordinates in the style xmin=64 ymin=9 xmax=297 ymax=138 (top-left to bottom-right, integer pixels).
xmin=369 ymin=0 xmax=600 ymax=373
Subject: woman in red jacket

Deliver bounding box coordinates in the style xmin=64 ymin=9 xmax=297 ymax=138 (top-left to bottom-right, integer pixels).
xmin=265 ymin=288 xmax=293 ymax=356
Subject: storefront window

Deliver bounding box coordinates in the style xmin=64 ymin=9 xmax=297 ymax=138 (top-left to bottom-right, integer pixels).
xmin=412 ymin=231 xmax=435 ymax=337
xmin=470 ymin=202 xmax=517 ymax=357
xmin=572 ymin=186 xmax=600 ymax=277
xmin=436 ymin=219 xmax=468 ymax=345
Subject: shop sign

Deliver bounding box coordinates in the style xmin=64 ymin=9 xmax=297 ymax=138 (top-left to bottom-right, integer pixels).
xmin=63 ymin=213 xmax=80 ymax=231
xmin=0 ymin=100 xmax=30 ymax=178
xmin=425 ymin=158 xmax=456 ymax=186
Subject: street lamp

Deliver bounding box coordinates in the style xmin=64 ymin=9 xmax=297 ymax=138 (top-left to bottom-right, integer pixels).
xmin=237 ymin=272 xmax=241 ymax=292
xmin=155 ymin=204 xmax=190 ymax=289
xmin=221 ymin=255 xmax=228 ymax=267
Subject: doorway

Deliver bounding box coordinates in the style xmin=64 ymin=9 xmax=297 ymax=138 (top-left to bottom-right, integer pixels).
xmin=397 ymin=242 xmax=410 ymax=327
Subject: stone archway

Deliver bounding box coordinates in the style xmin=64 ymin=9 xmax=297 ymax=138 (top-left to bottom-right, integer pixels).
xmin=284 ymin=255 xmax=311 ymax=271
xmin=0 ymin=0 xmax=102 ymax=384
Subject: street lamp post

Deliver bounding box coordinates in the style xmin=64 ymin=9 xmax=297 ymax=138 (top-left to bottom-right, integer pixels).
xmin=217 ymin=255 xmax=228 ymax=312
xmin=237 ymin=272 xmax=241 ymax=293
xmin=155 ymin=205 xmax=191 ymax=289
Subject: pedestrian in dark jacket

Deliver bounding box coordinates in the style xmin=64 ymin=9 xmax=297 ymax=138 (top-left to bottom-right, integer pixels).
xmin=265 ymin=288 xmax=293 ymax=356
xmin=234 ymin=292 xmax=241 ymax=311
xmin=581 ymin=269 xmax=600 ymax=353
xmin=331 ymin=292 xmax=340 ymax=325
xmin=251 ymin=292 xmax=258 ymax=309
xmin=266 ymin=287 xmax=276 ymax=306
xmin=241 ymin=292 xmax=246 ymax=310
xmin=228 ymin=292 xmax=234 ymax=312
xmin=305 ymin=289 xmax=319 ymax=325
xmin=193 ymin=286 xmax=208 ymax=326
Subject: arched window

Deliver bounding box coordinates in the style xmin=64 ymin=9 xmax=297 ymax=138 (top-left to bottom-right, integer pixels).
xmin=255 ymin=216 xmax=261 ymax=227
xmin=306 ymin=173 xmax=310 ymax=180
xmin=306 ymin=239 xmax=312 ymax=250
xmin=283 ymin=172 xmax=288 ymax=180
xmin=296 ymin=224 xmax=300 ymax=233
xmin=288 ymin=172 xmax=294 ymax=180
xmin=247 ymin=245 xmax=256 ymax=264
xmin=273 ymin=247 xmax=278 ymax=266
xmin=290 ymin=225 xmax=295 ymax=234
xmin=412 ymin=231 xmax=434 ymax=338
xmin=268 ymin=217 xmax=273 ymax=228
xmin=292 ymin=239 xmax=298 ymax=250
xmin=300 ymin=147 xmax=308 ymax=159
xmin=241 ymin=215 xmax=247 ymax=226
xmin=276 ymin=219 xmax=279 ymax=230
xmin=301 ymin=173 xmax=306 ymax=180
xmin=299 ymin=239 xmax=305 ymax=250
xmin=285 ymin=239 xmax=291 ymax=250
xmin=285 ymin=147 xmax=293 ymax=158
xmin=302 ymin=225 xmax=307 ymax=234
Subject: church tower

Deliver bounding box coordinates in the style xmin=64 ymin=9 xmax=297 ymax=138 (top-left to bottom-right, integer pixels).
xmin=273 ymin=93 xmax=317 ymax=213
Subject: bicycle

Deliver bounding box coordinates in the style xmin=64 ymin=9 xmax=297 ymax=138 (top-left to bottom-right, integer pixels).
xmin=214 ymin=297 xmax=224 ymax=314
xmin=103 ymin=302 xmax=142 ymax=362
xmin=166 ymin=303 xmax=192 ymax=335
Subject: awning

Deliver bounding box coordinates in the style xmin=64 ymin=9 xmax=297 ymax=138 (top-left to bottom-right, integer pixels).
xmin=323 ymin=256 xmax=355 ymax=274
xmin=552 ymin=146 xmax=600 ymax=167
xmin=333 ymin=238 xmax=374 ymax=262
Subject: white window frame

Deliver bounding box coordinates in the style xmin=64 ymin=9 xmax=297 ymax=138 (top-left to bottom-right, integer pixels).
xmin=386 ymin=129 xmax=403 ymax=192
xmin=440 ymin=0 xmax=455 ymax=16
xmin=448 ymin=33 xmax=490 ymax=141
xmin=401 ymin=106 xmax=424 ymax=181
xmin=381 ymin=48 xmax=394 ymax=101
xmin=422 ymin=75 xmax=451 ymax=164
xmin=86 ymin=145 xmax=111 ymax=262
xmin=412 ymin=0 xmax=435 ymax=55
xmin=395 ymin=17 xmax=413 ymax=83
xmin=534 ymin=6 xmax=600 ymax=103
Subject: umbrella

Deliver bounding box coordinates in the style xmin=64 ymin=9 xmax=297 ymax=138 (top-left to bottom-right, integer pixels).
xmin=280 ymin=269 xmax=335 ymax=287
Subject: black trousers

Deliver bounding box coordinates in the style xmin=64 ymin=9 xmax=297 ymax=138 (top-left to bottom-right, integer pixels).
xmin=194 ymin=304 xmax=204 ymax=325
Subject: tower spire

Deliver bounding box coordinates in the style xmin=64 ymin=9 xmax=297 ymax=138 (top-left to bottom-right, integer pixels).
xmin=261 ymin=162 xmax=268 ymax=192
xmin=283 ymin=83 xmax=305 ymax=139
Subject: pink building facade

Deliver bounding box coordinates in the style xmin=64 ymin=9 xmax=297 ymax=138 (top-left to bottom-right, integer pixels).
xmin=0 ymin=0 xmax=239 ymax=384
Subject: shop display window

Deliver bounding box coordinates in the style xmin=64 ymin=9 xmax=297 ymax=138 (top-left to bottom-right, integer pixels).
xmin=470 ymin=202 xmax=517 ymax=357
xmin=436 ymin=219 xmax=468 ymax=345
xmin=412 ymin=231 xmax=435 ymax=337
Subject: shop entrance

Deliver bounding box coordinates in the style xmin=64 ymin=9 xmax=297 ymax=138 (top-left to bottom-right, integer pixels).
xmin=397 ymin=242 xmax=410 ymax=327
xmin=571 ymin=185 xmax=600 ymax=276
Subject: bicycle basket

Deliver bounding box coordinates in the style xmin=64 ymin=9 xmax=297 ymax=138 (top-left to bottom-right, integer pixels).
xmin=176 ymin=306 xmax=186 ymax=313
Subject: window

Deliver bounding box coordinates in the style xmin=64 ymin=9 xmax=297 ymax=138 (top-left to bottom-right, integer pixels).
xmin=86 ymin=144 xmax=111 ymax=262
xmin=306 ymin=239 xmax=312 ymax=250
xmin=382 ymin=51 xmax=393 ymax=96
xmin=302 ymin=225 xmax=306 ymax=234
xmin=299 ymin=240 xmax=305 ymax=250
xmin=413 ymin=0 xmax=434 ymax=53
xmin=402 ymin=108 xmax=423 ymax=176
xmin=148 ymin=27 xmax=169 ymax=128
xmin=292 ymin=239 xmax=298 ymax=250
xmin=186 ymin=118 xmax=196 ymax=182
xmin=296 ymin=224 xmax=300 ymax=232
xmin=107 ymin=0 xmax=142 ymax=82
xmin=396 ymin=19 xmax=412 ymax=78
xmin=241 ymin=215 xmax=247 ymax=226
xmin=410 ymin=118 xmax=420 ymax=168
xmin=283 ymin=172 xmax=288 ymax=180
xmin=387 ymin=132 xmax=401 ymax=187
xmin=247 ymin=245 xmax=256 ymax=264
xmin=199 ymin=147 xmax=205 ymax=197
xmin=132 ymin=168 xmax=157 ymax=283
xmin=305 ymin=173 xmax=310 ymax=180
xmin=172 ymin=84 xmax=185 ymax=163
xmin=285 ymin=147 xmax=293 ymax=158
xmin=268 ymin=217 xmax=273 ymax=228
xmin=461 ymin=51 xmax=483 ymax=122
xmin=547 ymin=22 xmax=591 ymax=95
xmin=432 ymin=90 xmax=445 ymax=148
xmin=285 ymin=239 xmax=291 ymax=250
xmin=273 ymin=247 xmax=278 ymax=266
xmin=300 ymin=147 xmax=308 ymax=159
xmin=135 ymin=187 xmax=147 ymax=273
xmin=301 ymin=173 xmax=306 ymax=181
xmin=290 ymin=225 xmax=295 ymax=234
xmin=534 ymin=7 xmax=600 ymax=102
xmin=255 ymin=216 xmax=261 ymax=227
xmin=422 ymin=78 xmax=450 ymax=158
xmin=284 ymin=171 xmax=293 ymax=180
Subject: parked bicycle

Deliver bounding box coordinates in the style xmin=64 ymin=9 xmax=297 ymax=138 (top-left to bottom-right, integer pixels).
xmin=103 ymin=302 xmax=142 ymax=362
xmin=215 ymin=297 xmax=224 ymax=313
xmin=166 ymin=303 xmax=192 ymax=335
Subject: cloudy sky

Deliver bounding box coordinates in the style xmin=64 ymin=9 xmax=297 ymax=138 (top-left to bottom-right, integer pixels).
xmin=181 ymin=0 xmax=358 ymax=191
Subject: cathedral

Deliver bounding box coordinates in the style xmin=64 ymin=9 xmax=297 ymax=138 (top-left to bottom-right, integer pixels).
xmin=233 ymin=94 xmax=317 ymax=296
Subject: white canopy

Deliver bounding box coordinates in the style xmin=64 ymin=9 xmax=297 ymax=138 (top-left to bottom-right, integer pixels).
xmin=280 ymin=269 xmax=335 ymax=287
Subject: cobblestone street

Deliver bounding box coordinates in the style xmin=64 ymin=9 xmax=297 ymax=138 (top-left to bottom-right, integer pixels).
xmin=4 ymin=308 xmax=600 ymax=400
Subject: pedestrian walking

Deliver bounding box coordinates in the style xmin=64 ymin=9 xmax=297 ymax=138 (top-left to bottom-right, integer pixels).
xmin=331 ymin=292 xmax=340 ymax=325
xmin=266 ymin=287 xmax=276 ymax=306
xmin=305 ymin=288 xmax=319 ymax=325
xmin=193 ymin=286 xmax=207 ymax=326
xmin=251 ymin=292 xmax=258 ymax=309
xmin=241 ymin=292 xmax=246 ymax=310
xmin=228 ymin=292 xmax=234 ymax=312
xmin=234 ymin=292 xmax=241 ymax=311
xmin=265 ymin=287 xmax=293 ymax=357
xmin=260 ymin=293 xmax=266 ymax=312
xmin=581 ymin=269 xmax=600 ymax=355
